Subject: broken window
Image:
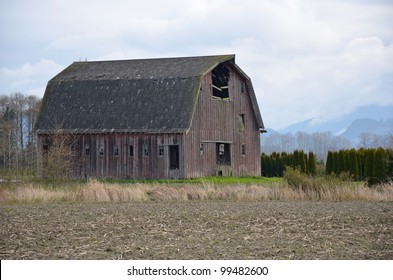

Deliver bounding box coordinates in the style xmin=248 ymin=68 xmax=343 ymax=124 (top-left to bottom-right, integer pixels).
xmin=99 ymin=145 xmax=104 ymax=156
xmin=241 ymin=82 xmax=246 ymax=94
xmin=85 ymin=145 xmax=90 ymax=156
xmin=143 ymin=144 xmax=149 ymax=157
xmin=216 ymin=143 xmax=231 ymax=165
xmin=212 ymin=64 xmax=230 ymax=99
xmin=129 ymin=145 xmax=134 ymax=157
xmin=169 ymin=145 xmax=180 ymax=170
xmin=158 ymin=145 xmax=164 ymax=157
xmin=114 ymin=145 xmax=119 ymax=157
xmin=200 ymin=143 xmax=204 ymax=157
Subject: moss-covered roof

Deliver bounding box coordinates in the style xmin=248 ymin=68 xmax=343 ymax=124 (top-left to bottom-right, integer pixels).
xmin=35 ymin=55 xmax=263 ymax=133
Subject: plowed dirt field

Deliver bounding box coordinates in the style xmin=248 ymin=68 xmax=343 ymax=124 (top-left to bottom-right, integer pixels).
xmin=1 ymin=201 xmax=392 ymax=259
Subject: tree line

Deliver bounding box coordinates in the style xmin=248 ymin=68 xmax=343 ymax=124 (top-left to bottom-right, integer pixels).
xmin=261 ymin=150 xmax=317 ymax=177
xmin=0 ymin=93 xmax=41 ymax=176
xmin=326 ymin=148 xmax=393 ymax=185
xmin=260 ymin=131 xmax=351 ymax=161
xmin=261 ymin=131 xmax=393 ymax=161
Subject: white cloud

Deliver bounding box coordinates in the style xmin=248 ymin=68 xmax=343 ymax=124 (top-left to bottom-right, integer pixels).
xmin=0 ymin=60 xmax=64 ymax=97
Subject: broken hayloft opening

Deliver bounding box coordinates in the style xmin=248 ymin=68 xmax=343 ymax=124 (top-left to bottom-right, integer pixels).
xmin=212 ymin=64 xmax=229 ymax=99
xmin=216 ymin=143 xmax=231 ymax=165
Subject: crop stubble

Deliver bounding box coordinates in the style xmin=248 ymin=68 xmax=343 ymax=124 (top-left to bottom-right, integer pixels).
xmin=1 ymin=201 xmax=392 ymax=259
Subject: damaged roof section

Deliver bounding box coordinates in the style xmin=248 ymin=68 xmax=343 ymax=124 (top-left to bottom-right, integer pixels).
xmin=36 ymin=55 xmax=264 ymax=134
xmin=212 ymin=64 xmax=230 ymax=99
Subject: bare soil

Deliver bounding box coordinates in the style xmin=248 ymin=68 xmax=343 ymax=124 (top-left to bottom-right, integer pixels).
xmin=1 ymin=201 xmax=392 ymax=259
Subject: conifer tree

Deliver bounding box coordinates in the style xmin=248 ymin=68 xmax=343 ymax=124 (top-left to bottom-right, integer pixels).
xmin=349 ymin=149 xmax=359 ymax=180
xmin=373 ymin=148 xmax=388 ymax=185
xmin=333 ymin=152 xmax=340 ymax=176
xmin=307 ymin=151 xmax=317 ymax=176
xmin=338 ymin=150 xmax=345 ymax=175
xmin=364 ymin=149 xmax=375 ymax=186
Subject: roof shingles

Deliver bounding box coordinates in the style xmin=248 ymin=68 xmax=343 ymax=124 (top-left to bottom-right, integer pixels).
xmin=36 ymin=55 xmax=263 ymax=133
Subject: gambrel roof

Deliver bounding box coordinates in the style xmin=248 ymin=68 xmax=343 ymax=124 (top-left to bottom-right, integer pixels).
xmin=35 ymin=55 xmax=264 ymax=134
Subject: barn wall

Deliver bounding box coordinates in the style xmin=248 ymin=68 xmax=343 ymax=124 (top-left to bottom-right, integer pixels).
xmin=37 ymin=133 xmax=183 ymax=179
xmin=183 ymin=63 xmax=261 ymax=178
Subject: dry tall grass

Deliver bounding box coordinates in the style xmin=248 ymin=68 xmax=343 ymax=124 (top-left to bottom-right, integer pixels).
xmin=1 ymin=179 xmax=392 ymax=204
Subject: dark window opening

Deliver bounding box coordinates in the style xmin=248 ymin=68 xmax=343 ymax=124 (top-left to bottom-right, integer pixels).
xmin=99 ymin=145 xmax=104 ymax=156
xmin=143 ymin=144 xmax=149 ymax=157
xmin=85 ymin=145 xmax=90 ymax=156
xmin=129 ymin=145 xmax=134 ymax=157
xmin=242 ymin=144 xmax=246 ymax=156
xmin=216 ymin=143 xmax=231 ymax=165
xmin=114 ymin=145 xmax=119 ymax=157
xmin=212 ymin=64 xmax=230 ymax=99
xmin=200 ymin=143 xmax=204 ymax=157
xmin=241 ymin=82 xmax=246 ymax=94
xmin=169 ymin=145 xmax=180 ymax=170
xmin=158 ymin=145 xmax=164 ymax=157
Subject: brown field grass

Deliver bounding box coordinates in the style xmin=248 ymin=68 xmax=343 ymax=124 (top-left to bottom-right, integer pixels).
xmin=1 ymin=178 xmax=392 ymax=204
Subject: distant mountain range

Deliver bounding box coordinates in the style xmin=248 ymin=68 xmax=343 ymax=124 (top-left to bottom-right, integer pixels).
xmin=265 ymin=104 xmax=393 ymax=147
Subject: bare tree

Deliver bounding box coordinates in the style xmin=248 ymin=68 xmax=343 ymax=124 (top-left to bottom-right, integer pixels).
xmin=41 ymin=132 xmax=78 ymax=182
xmin=0 ymin=93 xmax=42 ymax=177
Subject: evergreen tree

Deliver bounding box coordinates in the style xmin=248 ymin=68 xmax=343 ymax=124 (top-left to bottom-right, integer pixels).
xmin=307 ymin=151 xmax=317 ymax=176
xmin=373 ymin=148 xmax=388 ymax=185
xmin=364 ymin=149 xmax=375 ymax=186
xmin=261 ymin=154 xmax=266 ymax=177
xmin=349 ymin=149 xmax=359 ymax=180
xmin=338 ymin=150 xmax=345 ymax=175
xmin=292 ymin=150 xmax=299 ymax=169
xmin=265 ymin=155 xmax=272 ymax=177
xmin=332 ymin=151 xmax=339 ymax=176
xmin=388 ymin=149 xmax=393 ymax=181
xmin=357 ymin=148 xmax=365 ymax=180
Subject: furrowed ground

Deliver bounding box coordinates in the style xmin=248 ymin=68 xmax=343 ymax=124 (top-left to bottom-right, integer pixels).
xmin=1 ymin=201 xmax=392 ymax=259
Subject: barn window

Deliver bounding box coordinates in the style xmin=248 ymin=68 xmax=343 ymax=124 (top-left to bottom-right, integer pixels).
xmin=143 ymin=144 xmax=149 ymax=157
xmin=216 ymin=143 xmax=231 ymax=165
xmin=158 ymin=145 xmax=164 ymax=157
xmin=114 ymin=145 xmax=119 ymax=157
xmin=200 ymin=143 xmax=204 ymax=157
xmin=85 ymin=145 xmax=90 ymax=156
xmin=242 ymin=144 xmax=246 ymax=156
xmin=129 ymin=145 xmax=134 ymax=157
xmin=169 ymin=145 xmax=179 ymax=170
xmin=99 ymin=145 xmax=104 ymax=156
xmin=241 ymin=82 xmax=246 ymax=94
xmin=212 ymin=64 xmax=229 ymax=99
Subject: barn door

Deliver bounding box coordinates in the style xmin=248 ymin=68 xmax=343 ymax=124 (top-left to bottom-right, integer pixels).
xmin=169 ymin=145 xmax=179 ymax=170
xmin=168 ymin=145 xmax=180 ymax=178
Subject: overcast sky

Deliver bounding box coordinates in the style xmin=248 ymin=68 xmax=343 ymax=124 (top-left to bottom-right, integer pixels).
xmin=1 ymin=0 xmax=392 ymax=129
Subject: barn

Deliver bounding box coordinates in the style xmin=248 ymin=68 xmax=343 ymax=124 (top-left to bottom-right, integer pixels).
xmin=35 ymin=54 xmax=264 ymax=179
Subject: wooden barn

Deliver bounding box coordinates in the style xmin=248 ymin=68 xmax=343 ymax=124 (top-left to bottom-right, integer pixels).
xmin=35 ymin=55 xmax=265 ymax=179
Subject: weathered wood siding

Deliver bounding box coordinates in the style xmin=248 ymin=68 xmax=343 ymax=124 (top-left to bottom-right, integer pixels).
xmin=183 ymin=63 xmax=261 ymax=177
xmin=37 ymin=133 xmax=183 ymax=179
